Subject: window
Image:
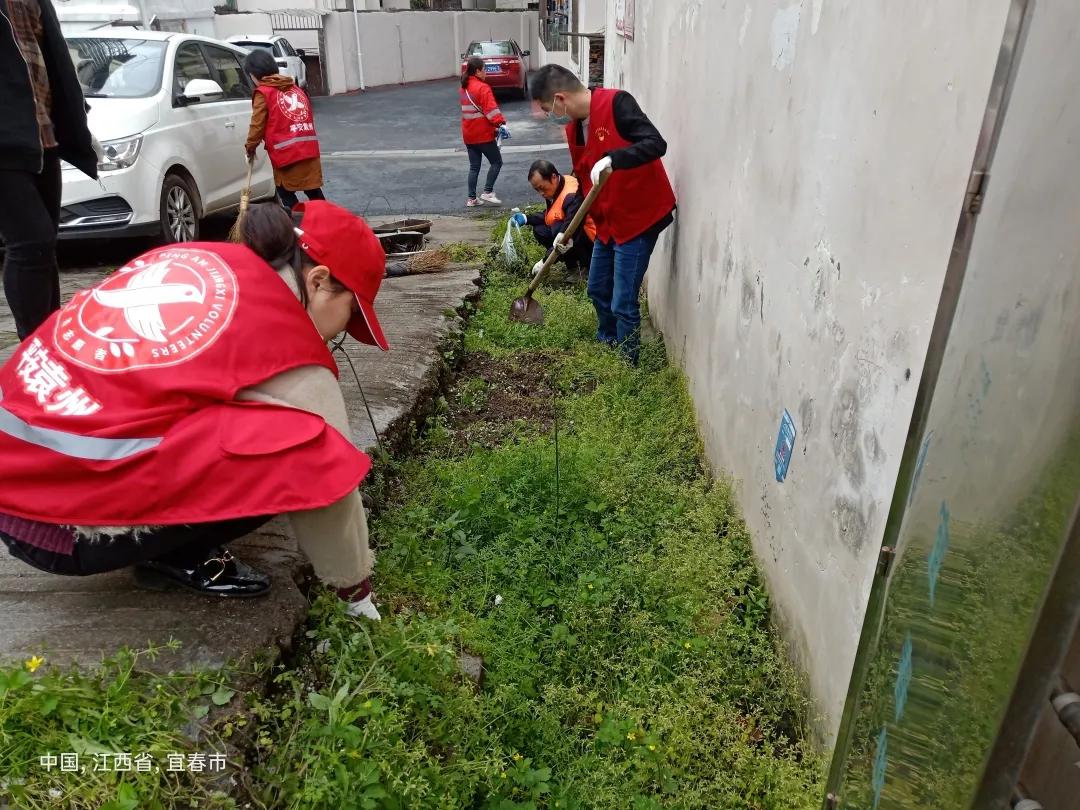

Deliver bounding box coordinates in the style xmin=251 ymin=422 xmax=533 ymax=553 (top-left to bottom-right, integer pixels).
xmin=273 ymin=41 xmax=285 ymax=58
xmin=205 ymin=45 xmax=249 ymax=99
xmin=173 ymin=42 xmax=213 ymax=100
xmin=467 ymin=41 xmax=515 ymax=56
xmin=280 ymin=39 xmax=296 ymax=57
xmin=66 ymin=38 xmax=166 ymax=99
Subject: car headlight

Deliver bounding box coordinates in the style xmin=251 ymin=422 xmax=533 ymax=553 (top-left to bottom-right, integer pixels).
xmin=98 ymin=136 xmax=142 ymax=171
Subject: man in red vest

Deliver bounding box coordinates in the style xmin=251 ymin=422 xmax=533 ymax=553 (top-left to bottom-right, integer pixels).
xmin=531 ymin=65 xmax=676 ymax=365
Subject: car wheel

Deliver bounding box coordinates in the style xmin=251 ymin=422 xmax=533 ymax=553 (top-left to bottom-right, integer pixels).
xmin=160 ymin=173 xmax=200 ymax=243
xmin=518 ymin=75 xmax=528 ymax=100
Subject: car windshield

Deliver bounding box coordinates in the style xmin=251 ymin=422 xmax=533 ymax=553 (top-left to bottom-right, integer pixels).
xmin=66 ymin=38 xmax=166 ymax=99
xmin=235 ymin=42 xmax=274 ymax=53
xmin=468 ymin=42 xmax=514 ymax=56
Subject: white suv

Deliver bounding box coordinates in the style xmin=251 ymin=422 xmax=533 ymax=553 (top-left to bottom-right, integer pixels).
xmin=226 ymin=34 xmax=307 ymax=89
xmin=61 ymin=31 xmax=275 ymax=242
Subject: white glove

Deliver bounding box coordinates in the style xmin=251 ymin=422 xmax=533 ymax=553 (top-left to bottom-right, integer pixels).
xmin=531 ymin=259 xmax=545 ymax=277
xmin=91 ymin=135 xmax=104 ymax=162
xmin=590 ymin=155 xmax=613 ymax=186
xmin=553 ymin=233 xmax=573 ymax=255
xmin=345 ymin=594 xmax=381 ymax=621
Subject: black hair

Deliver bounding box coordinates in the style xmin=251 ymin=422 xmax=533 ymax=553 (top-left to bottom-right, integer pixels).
xmin=240 ymin=203 xmax=345 ymax=306
xmin=529 ymin=64 xmax=584 ymax=103
xmin=528 ymin=159 xmax=559 ymax=182
xmin=461 ymin=56 xmax=485 ymax=88
xmin=243 ymin=49 xmax=279 ymax=81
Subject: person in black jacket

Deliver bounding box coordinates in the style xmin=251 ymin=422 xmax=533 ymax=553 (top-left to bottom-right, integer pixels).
xmin=524 ymin=159 xmax=594 ymax=276
xmin=0 ymin=0 xmax=98 ymax=340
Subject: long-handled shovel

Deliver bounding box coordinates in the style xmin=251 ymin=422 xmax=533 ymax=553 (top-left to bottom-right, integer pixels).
xmin=509 ymin=169 xmax=610 ymax=325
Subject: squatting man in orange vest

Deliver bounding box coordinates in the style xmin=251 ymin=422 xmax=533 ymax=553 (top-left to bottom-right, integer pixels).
xmin=530 ymin=65 xmax=676 ymax=365
xmin=0 ymin=201 xmax=388 ymax=621
xmin=244 ymin=48 xmax=325 ymax=213
xmin=519 ymin=159 xmax=596 ymax=277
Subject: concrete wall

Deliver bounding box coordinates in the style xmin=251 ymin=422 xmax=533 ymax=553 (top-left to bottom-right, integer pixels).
xmin=604 ymin=0 xmax=1014 ymax=740
xmin=324 ymin=9 xmax=537 ymax=94
xmin=213 ymin=11 xmax=273 ymax=38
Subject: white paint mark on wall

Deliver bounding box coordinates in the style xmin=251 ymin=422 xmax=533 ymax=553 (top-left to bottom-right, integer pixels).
xmin=811 ymin=0 xmax=824 ymax=35
xmin=771 ymin=3 xmax=802 ymax=71
xmin=739 ymin=4 xmax=752 ymax=46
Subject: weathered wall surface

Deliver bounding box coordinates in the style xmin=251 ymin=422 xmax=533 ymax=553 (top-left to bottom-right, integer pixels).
xmin=604 ymin=0 xmax=1012 ymax=739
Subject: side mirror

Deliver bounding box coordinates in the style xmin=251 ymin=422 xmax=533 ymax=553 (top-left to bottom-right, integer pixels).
xmin=460 ymin=53 xmax=466 ymax=60
xmin=182 ymin=78 xmax=224 ymax=103
xmin=296 ymin=48 xmax=306 ymax=57
xmin=522 ymin=50 xmax=531 ymax=57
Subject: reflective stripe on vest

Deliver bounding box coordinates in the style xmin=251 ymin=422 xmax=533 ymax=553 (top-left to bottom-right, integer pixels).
xmin=0 ymin=401 xmax=162 ymax=461
xmin=273 ymin=135 xmax=320 ymax=150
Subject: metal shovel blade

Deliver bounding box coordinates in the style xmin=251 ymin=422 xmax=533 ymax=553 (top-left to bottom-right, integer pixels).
xmin=510 ymin=294 xmax=545 ymax=325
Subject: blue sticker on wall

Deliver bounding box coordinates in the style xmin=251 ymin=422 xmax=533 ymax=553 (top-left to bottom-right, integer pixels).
xmin=908 ymin=430 xmax=934 ymax=505
xmin=774 ymin=409 xmax=797 ymax=483
xmin=928 ymin=501 xmax=950 ymax=608
xmin=894 ymin=634 xmax=912 ymax=723
xmin=871 ymin=726 xmax=888 ymax=809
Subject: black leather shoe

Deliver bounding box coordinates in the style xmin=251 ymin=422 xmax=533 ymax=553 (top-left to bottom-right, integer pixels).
xmin=134 ymin=547 xmax=271 ymax=598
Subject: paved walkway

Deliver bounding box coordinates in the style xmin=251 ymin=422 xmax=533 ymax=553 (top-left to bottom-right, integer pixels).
xmin=0 ymin=215 xmax=488 ymax=672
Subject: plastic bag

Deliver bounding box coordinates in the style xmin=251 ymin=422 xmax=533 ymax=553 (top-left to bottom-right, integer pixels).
xmin=501 ymin=217 xmax=523 ymax=267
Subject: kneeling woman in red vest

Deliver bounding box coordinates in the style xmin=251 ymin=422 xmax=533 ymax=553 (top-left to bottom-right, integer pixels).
xmin=0 ymin=201 xmax=388 ymax=619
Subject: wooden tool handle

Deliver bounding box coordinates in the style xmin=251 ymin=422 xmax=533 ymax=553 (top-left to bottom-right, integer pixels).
xmin=524 ymin=169 xmax=609 ymax=296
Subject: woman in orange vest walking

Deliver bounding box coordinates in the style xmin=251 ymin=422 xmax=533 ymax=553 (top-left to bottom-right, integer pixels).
xmin=460 ymin=56 xmax=508 ymax=208
xmin=0 ymin=201 xmax=388 ymax=620
xmin=244 ymin=49 xmax=324 ymax=213
xmin=523 ymin=159 xmax=596 ymax=276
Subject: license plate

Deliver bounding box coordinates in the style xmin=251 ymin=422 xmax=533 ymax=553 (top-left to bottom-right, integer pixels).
xmin=484 ymin=63 xmax=501 ymax=73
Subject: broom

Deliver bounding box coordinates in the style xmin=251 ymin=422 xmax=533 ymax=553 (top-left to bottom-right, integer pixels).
xmin=384 ymin=249 xmax=456 ymax=278
xmin=228 ymin=156 xmax=255 ymax=243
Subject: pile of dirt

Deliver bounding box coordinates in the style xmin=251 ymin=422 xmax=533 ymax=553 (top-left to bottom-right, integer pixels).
xmin=443 ymin=353 xmax=558 ymax=451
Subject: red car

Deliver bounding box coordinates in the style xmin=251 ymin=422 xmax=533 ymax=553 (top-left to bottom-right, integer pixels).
xmin=460 ymin=39 xmax=531 ymax=99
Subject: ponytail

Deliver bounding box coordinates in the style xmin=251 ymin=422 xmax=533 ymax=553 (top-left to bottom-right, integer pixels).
xmin=462 ymin=56 xmax=484 ymax=88
xmin=240 ymin=202 xmax=314 ymax=305
xmin=239 ymin=202 xmax=348 ymax=307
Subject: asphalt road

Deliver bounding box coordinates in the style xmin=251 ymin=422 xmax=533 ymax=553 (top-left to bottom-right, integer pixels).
xmin=315 ymin=77 xmax=571 ymax=217
xmin=55 ymin=77 xmax=570 ymax=269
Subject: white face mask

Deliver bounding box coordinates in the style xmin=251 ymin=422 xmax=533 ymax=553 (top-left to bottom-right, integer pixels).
xmin=546 ymin=96 xmax=572 ymax=125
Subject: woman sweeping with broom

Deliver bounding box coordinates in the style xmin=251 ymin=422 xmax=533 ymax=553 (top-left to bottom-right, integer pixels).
xmin=0 ymin=200 xmax=388 ymax=620
xmin=244 ymin=48 xmax=325 ymax=213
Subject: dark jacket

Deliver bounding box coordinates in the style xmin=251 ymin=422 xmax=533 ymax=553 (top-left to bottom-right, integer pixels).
xmin=0 ymin=0 xmax=97 ymax=177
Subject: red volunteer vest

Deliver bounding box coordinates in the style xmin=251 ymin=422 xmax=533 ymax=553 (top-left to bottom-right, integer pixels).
xmin=0 ymin=242 xmax=370 ymax=526
xmin=256 ymin=84 xmax=320 ymax=169
xmin=460 ymin=77 xmax=502 ymax=145
xmin=544 ymin=175 xmax=598 ymax=242
xmin=566 ymin=88 xmax=676 ymax=245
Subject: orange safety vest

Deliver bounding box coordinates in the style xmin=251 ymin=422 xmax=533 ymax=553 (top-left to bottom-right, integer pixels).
xmin=544 ymin=175 xmax=597 ymax=242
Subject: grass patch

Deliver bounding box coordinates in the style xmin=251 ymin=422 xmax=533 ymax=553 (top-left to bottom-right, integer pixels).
xmin=247 ymin=254 xmax=824 ymax=806
xmin=0 ymin=643 xmax=243 ymax=809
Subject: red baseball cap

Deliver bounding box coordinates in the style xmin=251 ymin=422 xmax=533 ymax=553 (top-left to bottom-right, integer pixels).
xmin=293 ymin=200 xmax=389 ymax=351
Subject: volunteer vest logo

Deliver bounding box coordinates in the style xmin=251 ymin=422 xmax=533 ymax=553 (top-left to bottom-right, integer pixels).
xmin=594 ymin=126 xmax=611 ymax=143
xmin=54 ymin=248 xmax=239 ymax=373
xmin=277 ymin=89 xmax=310 ymax=123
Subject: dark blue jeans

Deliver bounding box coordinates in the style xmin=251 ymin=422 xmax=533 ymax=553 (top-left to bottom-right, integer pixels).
xmin=587 ymin=232 xmax=659 ymax=365
xmin=466 ymin=140 xmax=502 ymax=199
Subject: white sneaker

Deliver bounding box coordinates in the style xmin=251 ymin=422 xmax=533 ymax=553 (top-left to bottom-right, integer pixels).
xmin=466 ymin=198 xmax=481 ymax=208
xmin=345 ymin=594 xmax=382 ymax=621
xmin=479 ymin=192 xmax=502 ymax=205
